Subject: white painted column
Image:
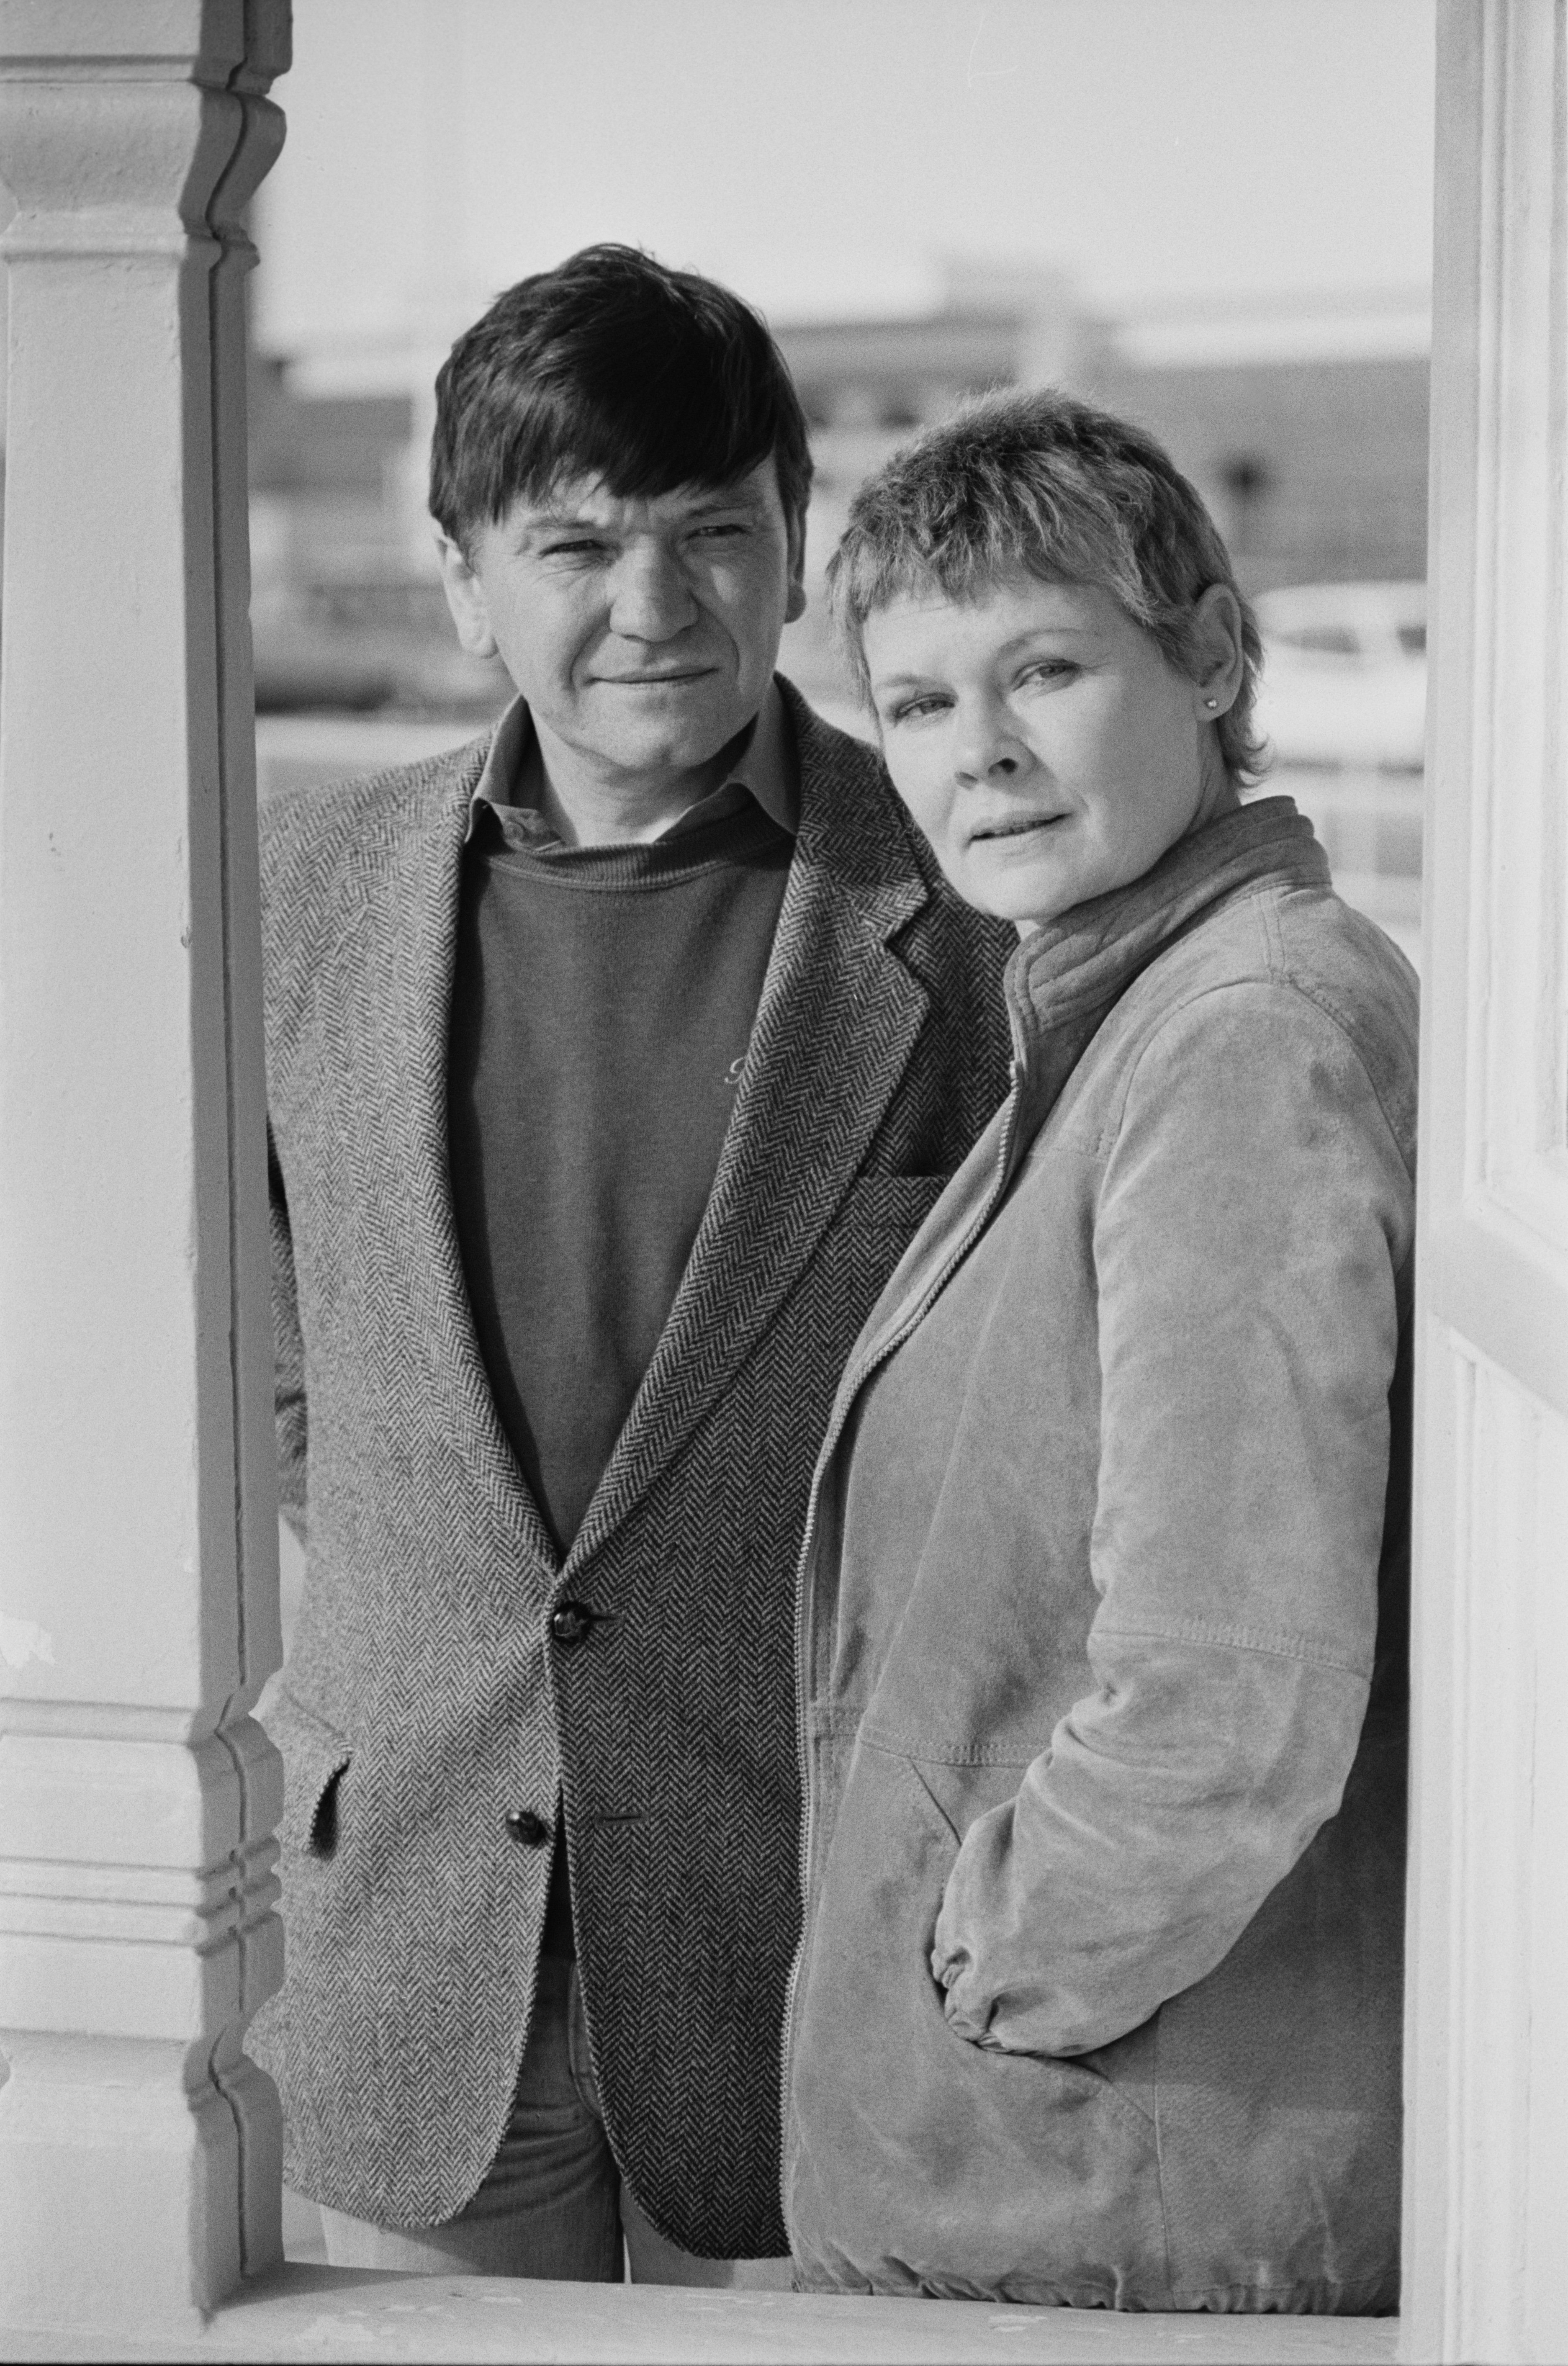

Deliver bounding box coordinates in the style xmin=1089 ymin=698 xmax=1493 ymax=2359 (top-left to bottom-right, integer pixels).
xmin=1402 ymin=6 xmax=1568 ymax=2362
xmin=0 ymin=0 xmax=290 ymax=2335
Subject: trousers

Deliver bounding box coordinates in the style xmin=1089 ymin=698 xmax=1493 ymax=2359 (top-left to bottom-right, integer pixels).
xmin=313 ymin=1955 xmax=793 ymax=2286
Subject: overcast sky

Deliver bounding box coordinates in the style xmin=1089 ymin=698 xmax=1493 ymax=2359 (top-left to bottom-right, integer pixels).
xmin=253 ymin=0 xmax=1437 ymax=359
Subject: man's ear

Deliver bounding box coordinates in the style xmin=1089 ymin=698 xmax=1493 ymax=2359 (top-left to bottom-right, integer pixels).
xmin=432 ymin=526 xmax=499 ymax=660
xmin=784 ymin=508 xmax=808 ymax=626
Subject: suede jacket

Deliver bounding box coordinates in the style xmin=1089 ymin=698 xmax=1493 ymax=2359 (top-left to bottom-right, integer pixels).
xmin=784 ymin=800 xmax=1417 ymax=2312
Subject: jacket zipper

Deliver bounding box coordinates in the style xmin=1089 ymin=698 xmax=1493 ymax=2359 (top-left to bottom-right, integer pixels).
xmin=777 ymin=1060 xmax=1028 ymax=2230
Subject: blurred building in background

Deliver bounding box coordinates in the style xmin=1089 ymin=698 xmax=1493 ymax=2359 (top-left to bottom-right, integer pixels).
xmin=247 ymin=264 xmax=1428 ymax=962
xmin=249 ymin=262 xmax=1429 ymax=718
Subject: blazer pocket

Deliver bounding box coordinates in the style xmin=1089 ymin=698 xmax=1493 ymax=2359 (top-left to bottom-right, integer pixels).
xmin=269 ymin=1685 xmax=353 ymax=1864
xmin=840 ymin=1170 xmax=953 ymax=1244
xmin=850 ymin=1170 xmax=954 ymax=1205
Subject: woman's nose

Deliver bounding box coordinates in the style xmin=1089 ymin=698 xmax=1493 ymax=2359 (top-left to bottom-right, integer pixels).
xmin=609 ymin=546 xmax=697 ymax=641
xmin=952 ymin=707 xmax=1023 ymax=786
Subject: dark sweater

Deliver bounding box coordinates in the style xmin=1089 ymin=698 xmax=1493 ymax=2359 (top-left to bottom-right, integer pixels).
xmin=448 ymin=794 xmax=794 ymax=1957
xmin=447 ymin=691 xmax=804 ymax=1968
xmin=448 ymin=797 xmax=794 ymax=1555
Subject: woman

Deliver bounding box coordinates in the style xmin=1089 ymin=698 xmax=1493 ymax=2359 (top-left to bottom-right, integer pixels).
xmin=782 ymin=391 xmax=1415 ymax=2313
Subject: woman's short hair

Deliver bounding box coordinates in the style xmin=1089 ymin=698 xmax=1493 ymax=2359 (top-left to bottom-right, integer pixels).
xmin=430 ymin=244 xmax=812 ymax=557
xmin=829 ymin=388 xmax=1267 ymax=781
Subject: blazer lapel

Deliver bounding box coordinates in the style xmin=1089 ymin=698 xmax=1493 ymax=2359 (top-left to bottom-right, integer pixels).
xmin=355 ymin=731 xmax=563 ymax=1589
xmin=566 ymin=686 xmax=933 ymax=1574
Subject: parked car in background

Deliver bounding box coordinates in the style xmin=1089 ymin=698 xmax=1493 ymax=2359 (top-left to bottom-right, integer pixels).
xmin=1252 ymin=580 xmax=1427 ymax=772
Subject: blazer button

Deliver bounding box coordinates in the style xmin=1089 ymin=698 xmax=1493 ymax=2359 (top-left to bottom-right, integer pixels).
xmin=505 ymin=1809 xmax=550 ymax=1847
xmin=550 ymin=1601 xmax=595 ymax=1648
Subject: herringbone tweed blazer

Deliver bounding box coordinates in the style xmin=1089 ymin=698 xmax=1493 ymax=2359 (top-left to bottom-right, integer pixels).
xmin=249 ymin=679 xmax=1012 ymax=2255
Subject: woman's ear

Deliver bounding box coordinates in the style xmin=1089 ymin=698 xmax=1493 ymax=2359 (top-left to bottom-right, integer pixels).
xmin=1191 ymin=582 xmax=1246 ymax=717
xmin=432 ymin=526 xmax=500 ymax=660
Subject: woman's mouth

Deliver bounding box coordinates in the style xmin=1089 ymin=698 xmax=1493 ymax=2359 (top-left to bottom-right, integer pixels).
xmin=970 ymin=814 xmax=1066 ymax=845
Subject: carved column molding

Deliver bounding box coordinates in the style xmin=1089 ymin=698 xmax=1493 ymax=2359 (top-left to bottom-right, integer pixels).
xmin=0 ymin=0 xmax=290 ymax=2335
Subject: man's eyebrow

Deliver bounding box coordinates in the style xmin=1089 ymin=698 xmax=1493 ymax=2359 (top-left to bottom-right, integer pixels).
xmin=516 ymin=510 xmax=604 ymax=534
xmin=514 ymin=487 xmax=761 ymax=537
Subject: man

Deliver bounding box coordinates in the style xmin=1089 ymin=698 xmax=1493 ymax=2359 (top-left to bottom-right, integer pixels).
xmin=251 ymin=244 xmax=1010 ymax=2284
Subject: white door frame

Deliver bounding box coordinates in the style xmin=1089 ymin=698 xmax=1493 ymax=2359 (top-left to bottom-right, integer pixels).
xmin=1402 ymin=5 xmax=1568 ymax=2362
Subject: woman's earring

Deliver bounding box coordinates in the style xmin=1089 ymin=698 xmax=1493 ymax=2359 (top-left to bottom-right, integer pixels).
xmin=1204 ymin=697 xmax=1219 ymax=709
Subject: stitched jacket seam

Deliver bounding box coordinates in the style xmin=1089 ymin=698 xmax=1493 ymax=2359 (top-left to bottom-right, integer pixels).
xmin=856 ymin=1728 xmax=1039 ymax=1768
xmin=1095 ymin=969 xmax=1416 ymax=1189
xmin=1093 ymin=1619 xmax=1372 ymax=1678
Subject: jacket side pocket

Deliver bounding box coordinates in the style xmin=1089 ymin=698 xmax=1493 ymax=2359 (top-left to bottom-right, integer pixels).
xmin=789 ymin=1737 xmax=1167 ymax=2299
xmin=268 ymin=1685 xmax=353 ymax=1865
xmin=913 ymin=1753 xmax=1159 ymax=2129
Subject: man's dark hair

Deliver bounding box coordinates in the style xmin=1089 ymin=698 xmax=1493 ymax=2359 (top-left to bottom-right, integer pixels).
xmin=430 ymin=243 xmax=813 ymax=555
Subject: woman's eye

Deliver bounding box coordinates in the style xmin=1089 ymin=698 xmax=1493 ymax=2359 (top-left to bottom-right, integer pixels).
xmin=1019 ymin=660 xmax=1077 ymax=689
xmin=887 ymin=693 xmax=951 ymax=725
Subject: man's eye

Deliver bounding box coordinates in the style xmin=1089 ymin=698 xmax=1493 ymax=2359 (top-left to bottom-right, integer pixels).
xmin=542 ymin=539 xmax=606 ymax=558
xmin=691 ymin=521 xmax=747 ymax=541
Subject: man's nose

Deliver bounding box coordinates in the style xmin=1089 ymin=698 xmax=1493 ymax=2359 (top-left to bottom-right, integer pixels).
xmin=608 ymin=545 xmax=698 ymax=640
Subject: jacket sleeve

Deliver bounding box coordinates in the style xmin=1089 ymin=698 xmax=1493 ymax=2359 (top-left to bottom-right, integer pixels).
xmin=931 ymin=980 xmax=1414 ymax=2056
xmin=270 ymin=1122 xmax=308 ymax=1546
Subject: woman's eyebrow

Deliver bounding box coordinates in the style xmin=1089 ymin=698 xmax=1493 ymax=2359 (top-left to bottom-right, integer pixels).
xmin=874 ymin=627 xmax=1098 ymax=684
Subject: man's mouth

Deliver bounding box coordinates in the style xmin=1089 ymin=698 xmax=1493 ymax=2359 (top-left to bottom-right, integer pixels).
xmin=596 ymin=668 xmax=716 ymax=686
